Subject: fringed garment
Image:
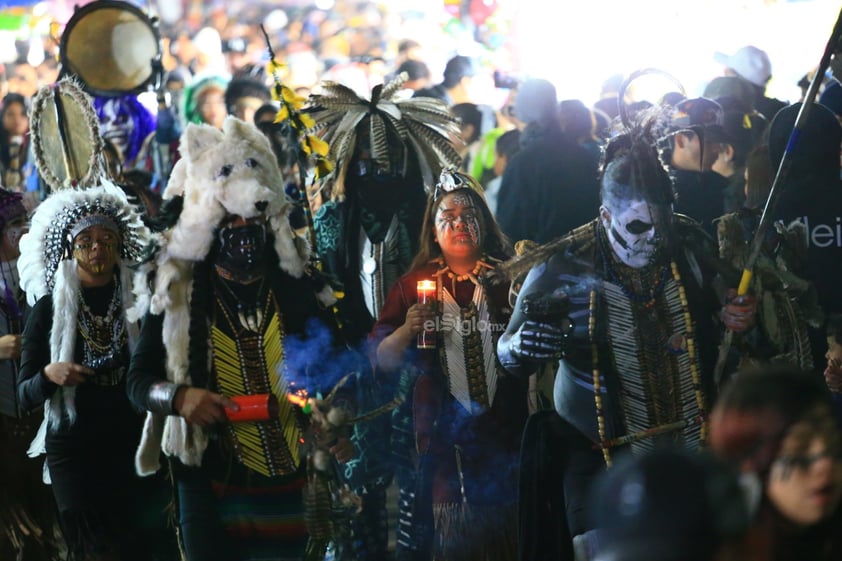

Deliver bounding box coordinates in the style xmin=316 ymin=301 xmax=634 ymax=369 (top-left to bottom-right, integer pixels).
xmin=373 ymin=261 xmax=527 ymax=561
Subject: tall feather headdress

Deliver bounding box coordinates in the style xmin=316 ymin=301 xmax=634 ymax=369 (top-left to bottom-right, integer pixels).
xmin=307 ymin=72 xmax=462 ymax=201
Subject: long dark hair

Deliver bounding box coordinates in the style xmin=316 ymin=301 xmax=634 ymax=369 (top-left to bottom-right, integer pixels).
xmin=409 ymin=184 xmax=512 ymax=272
xmin=0 ymin=93 xmax=29 ymax=168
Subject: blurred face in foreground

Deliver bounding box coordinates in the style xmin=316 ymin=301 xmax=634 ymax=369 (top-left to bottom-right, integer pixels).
xmin=766 ymin=411 xmax=842 ymax=526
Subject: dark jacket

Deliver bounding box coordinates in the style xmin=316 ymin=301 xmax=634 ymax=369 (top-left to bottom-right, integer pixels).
xmin=496 ymin=124 xmax=599 ymax=245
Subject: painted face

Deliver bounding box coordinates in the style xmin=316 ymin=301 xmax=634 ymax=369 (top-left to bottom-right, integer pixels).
xmin=98 ymin=99 xmax=134 ymax=162
xmin=217 ymin=217 xmax=267 ymax=273
xmin=73 ymin=225 xmax=120 ymax=276
xmin=601 ymin=199 xmax=661 ymax=268
xmin=766 ymin=421 xmax=842 ymax=526
xmin=434 ymin=192 xmax=483 ymax=260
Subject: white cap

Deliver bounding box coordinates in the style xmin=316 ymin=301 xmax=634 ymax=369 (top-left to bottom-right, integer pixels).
xmin=714 ymin=46 xmax=772 ymax=88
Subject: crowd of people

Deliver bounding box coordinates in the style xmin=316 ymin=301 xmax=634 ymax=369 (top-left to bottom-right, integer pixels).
xmin=0 ymin=3 xmax=840 ymax=561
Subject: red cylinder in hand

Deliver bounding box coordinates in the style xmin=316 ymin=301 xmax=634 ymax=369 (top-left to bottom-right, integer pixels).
xmin=416 ymin=279 xmax=436 ymax=349
xmin=225 ymin=394 xmax=279 ymax=422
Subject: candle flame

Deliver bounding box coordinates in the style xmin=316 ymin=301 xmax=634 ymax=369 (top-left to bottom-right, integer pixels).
xmin=416 ymin=280 xmax=436 ymax=291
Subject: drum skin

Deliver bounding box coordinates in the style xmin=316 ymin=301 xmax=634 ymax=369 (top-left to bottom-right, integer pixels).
xmin=60 ymin=0 xmax=161 ymax=97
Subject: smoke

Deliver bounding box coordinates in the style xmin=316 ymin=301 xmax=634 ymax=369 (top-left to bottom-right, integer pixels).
xmin=281 ymin=316 xmax=368 ymax=399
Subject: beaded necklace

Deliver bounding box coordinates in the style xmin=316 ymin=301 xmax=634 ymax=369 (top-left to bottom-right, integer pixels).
xmin=432 ymin=256 xmax=493 ymax=295
xmin=597 ymin=225 xmax=669 ymax=309
xmin=77 ymin=275 xmax=125 ymax=385
xmin=590 ymin=260 xmax=708 ymax=466
xmin=215 ymin=273 xmax=267 ymax=333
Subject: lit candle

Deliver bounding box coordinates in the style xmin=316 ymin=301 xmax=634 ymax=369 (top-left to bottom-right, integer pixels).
xmin=416 ymin=279 xmax=437 ymax=349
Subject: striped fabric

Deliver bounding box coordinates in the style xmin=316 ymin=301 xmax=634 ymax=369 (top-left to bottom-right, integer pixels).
xmin=210 ymin=471 xmax=307 ymax=561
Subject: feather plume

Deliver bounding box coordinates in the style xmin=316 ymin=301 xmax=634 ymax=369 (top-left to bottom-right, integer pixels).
xmin=370 ymin=113 xmax=390 ymax=171
xmin=380 ymin=72 xmax=409 ymax=100
xmin=307 ymin=74 xmax=461 ymax=201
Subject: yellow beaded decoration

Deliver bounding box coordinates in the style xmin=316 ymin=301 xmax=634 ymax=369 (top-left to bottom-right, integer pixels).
xmin=588 ymin=288 xmax=611 ymax=466
xmin=671 ymin=261 xmax=708 ymax=444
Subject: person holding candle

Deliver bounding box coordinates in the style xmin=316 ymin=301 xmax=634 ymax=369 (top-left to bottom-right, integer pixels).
xmin=373 ymin=168 xmax=527 ymax=561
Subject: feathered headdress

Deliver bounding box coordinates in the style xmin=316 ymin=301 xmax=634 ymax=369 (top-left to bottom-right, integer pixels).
xmin=18 ymin=182 xmax=151 ymax=305
xmin=307 ymin=72 xmax=462 ymax=201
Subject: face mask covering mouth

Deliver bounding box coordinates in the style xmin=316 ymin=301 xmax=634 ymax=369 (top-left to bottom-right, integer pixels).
xmin=217 ymin=221 xmax=267 ymax=277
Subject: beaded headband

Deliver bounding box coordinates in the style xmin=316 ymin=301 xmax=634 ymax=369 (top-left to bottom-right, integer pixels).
xmin=68 ymin=213 xmax=120 ymax=240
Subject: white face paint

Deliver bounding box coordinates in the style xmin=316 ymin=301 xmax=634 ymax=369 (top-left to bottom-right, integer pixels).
xmin=98 ymin=99 xmax=134 ymax=162
xmin=434 ymin=192 xmax=483 ymax=260
xmin=601 ymin=199 xmax=661 ymax=268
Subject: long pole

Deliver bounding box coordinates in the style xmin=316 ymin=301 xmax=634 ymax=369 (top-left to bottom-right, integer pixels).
xmin=714 ymin=8 xmax=842 ymax=384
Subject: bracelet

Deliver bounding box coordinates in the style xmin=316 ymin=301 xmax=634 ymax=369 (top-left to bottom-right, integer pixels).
xmin=147 ymin=382 xmax=183 ymax=415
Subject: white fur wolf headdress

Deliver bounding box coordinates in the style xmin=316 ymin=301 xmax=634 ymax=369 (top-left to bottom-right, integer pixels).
xmin=17 ymin=182 xmax=152 ymax=464
xmin=155 ymin=116 xmax=306 ymax=274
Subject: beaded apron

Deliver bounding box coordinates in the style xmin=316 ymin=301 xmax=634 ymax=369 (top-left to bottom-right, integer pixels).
xmin=591 ymin=260 xmax=708 ymax=465
xmin=434 ymin=267 xmax=500 ymax=416
xmin=212 ymin=290 xmax=302 ymax=477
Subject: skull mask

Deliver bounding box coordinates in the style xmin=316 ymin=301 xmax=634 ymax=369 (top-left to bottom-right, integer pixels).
xmin=601 ymin=199 xmax=663 ymax=268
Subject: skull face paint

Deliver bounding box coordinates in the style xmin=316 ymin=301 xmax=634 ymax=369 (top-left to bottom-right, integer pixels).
xmin=73 ymin=226 xmax=120 ymax=276
xmin=601 ymin=199 xmax=661 ymax=268
xmin=98 ymin=98 xmax=134 ymax=163
xmin=434 ymin=192 xmax=483 ymax=260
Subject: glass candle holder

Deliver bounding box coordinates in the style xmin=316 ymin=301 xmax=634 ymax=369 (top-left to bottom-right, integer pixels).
xmin=416 ymin=279 xmax=436 ymax=349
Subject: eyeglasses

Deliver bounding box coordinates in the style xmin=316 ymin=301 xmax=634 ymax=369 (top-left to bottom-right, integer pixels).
xmin=773 ymin=451 xmax=841 ymax=474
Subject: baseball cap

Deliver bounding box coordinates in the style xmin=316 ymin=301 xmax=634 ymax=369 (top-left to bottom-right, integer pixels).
xmin=703 ymin=76 xmax=756 ymax=112
xmin=714 ymin=46 xmax=772 ymax=88
xmin=670 ymin=97 xmax=723 ymax=131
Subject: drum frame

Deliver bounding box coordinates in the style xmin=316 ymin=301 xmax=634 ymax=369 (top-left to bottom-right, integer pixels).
xmin=59 ymin=0 xmax=162 ymax=98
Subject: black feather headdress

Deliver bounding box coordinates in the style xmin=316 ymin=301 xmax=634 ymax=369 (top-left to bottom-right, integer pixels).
xmin=307 ymin=73 xmax=462 ymax=201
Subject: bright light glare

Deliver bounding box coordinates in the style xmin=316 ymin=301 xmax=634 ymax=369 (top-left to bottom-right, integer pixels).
xmin=513 ymin=0 xmax=840 ymax=106
xmin=26 ymin=35 xmax=44 ymax=67
xmin=315 ymin=0 xmax=335 ymax=10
